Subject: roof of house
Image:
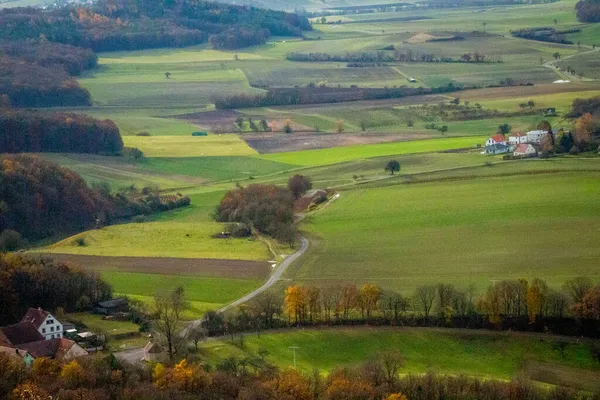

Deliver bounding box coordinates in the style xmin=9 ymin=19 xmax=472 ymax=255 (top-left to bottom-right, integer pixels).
xmin=514 ymin=144 xmax=532 ymax=153
xmin=97 ymin=298 xmax=128 ymax=309
xmin=18 ymin=338 xmax=80 ymax=360
xmin=0 ymin=322 xmax=44 ymax=346
xmin=489 ymin=134 xmax=506 ymax=143
xmin=0 ymin=345 xmax=28 ymax=360
xmin=510 ymin=132 xmax=527 ymax=137
xmin=144 ymin=341 xmax=164 ymax=354
xmin=526 ymin=130 xmax=547 ymax=135
xmin=21 ymin=308 xmax=51 ymax=329
xmin=486 ymin=143 xmax=510 ymax=150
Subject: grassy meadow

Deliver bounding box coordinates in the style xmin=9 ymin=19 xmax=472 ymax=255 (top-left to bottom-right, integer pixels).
xmin=201 ymin=327 xmax=600 ymax=389
xmin=289 ymin=170 xmax=600 ymax=293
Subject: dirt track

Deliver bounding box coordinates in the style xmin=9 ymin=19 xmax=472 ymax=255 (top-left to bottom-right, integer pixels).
xmin=35 ymin=253 xmax=271 ymax=279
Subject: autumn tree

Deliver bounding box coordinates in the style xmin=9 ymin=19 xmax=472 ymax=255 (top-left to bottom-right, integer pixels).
xmin=288 ymin=175 xmax=313 ymax=200
xmin=60 ymin=360 xmax=86 ymax=389
xmin=573 ymin=285 xmax=600 ymax=319
xmin=527 ymin=278 xmax=548 ymax=323
xmin=285 ymin=285 xmax=308 ymax=324
xmin=339 ymin=283 xmax=358 ymax=320
xmin=264 ymin=368 xmax=312 ymax=400
xmin=335 ymin=120 xmax=345 ymax=133
xmin=358 ymin=284 xmax=381 ymax=319
xmin=573 ymin=113 xmax=597 ymax=147
xmin=563 ymin=276 xmax=593 ymax=304
xmin=153 ymin=287 xmax=186 ymax=361
xmin=378 ymin=350 xmax=404 ymax=386
xmin=385 ymin=160 xmax=400 ymax=175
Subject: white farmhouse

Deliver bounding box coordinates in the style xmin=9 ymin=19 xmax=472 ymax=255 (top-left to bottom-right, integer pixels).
xmin=513 ymin=144 xmax=537 ymax=157
xmin=508 ymin=133 xmax=527 ymax=145
xmin=22 ymin=308 xmax=63 ymax=340
xmin=526 ymin=130 xmax=548 ymax=144
xmin=485 ymin=134 xmax=507 ymax=146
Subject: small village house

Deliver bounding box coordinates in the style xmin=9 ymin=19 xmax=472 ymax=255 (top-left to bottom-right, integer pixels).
xmin=508 ymin=132 xmax=527 ymax=145
xmin=485 ymin=143 xmax=512 ymax=155
xmin=143 ymin=341 xmax=168 ymax=363
xmin=17 ymin=338 xmax=88 ymax=364
xmin=22 ymin=307 xmax=63 ymax=340
xmin=0 ymin=345 xmax=35 ymax=366
xmin=513 ymin=143 xmax=537 ymax=157
xmin=485 ymin=134 xmax=507 ymax=146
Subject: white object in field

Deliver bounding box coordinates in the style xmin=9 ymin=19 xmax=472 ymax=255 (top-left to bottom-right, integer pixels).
xmin=553 ymin=79 xmax=570 ymax=83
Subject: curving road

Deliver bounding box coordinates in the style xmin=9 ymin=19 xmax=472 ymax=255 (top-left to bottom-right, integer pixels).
xmin=180 ymin=235 xmax=309 ymax=336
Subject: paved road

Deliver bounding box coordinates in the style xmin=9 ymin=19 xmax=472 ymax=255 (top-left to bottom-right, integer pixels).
xmin=114 ymin=346 xmax=145 ymax=364
xmin=181 ymin=235 xmax=309 ymax=336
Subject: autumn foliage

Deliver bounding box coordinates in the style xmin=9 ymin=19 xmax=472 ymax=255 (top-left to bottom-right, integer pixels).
xmin=0 ymin=110 xmax=123 ymax=155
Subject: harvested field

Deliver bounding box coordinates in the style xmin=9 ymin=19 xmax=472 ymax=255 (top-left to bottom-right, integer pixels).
xmin=459 ymin=83 xmax=600 ymax=101
xmin=176 ymin=109 xmax=242 ymax=131
xmin=37 ymin=253 xmax=271 ymax=279
xmin=243 ymin=132 xmax=432 ymax=153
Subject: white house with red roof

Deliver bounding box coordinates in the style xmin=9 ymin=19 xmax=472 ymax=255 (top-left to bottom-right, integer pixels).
xmin=513 ymin=144 xmax=537 ymax=157
xmin=485 ymin=134 xmax=507 ymax=146
xmin=508 ymin=132 xmax=527 ymax=145
xmin=22 ymin=308 xmax=63 ymax=340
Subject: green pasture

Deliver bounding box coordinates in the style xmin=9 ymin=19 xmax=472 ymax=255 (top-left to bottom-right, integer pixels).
xmin=141 ymin=156 xmax=298 ymax=182
xmin=123 ymin=135 xmax=257 ymax=157
xmin=41 ymin=220 xmax=270 ymax=261
xmin=558 ymin=50 xmax=600 ymax=79
xmin=201 ymin=327 xmax=600 ymax=385
xmin=288 ymin=171 xmax=600 ymax=293
xmin=66 ymin=313 xmax=139 ymax=336
xmin=102 ymin=272 xmax=262 ymax=318
xmin=259 ymin=136 xmax=489 ymax=166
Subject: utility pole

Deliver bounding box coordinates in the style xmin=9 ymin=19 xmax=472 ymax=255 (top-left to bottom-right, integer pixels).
xmin=289 ymin=345 xmax=299 ymax=369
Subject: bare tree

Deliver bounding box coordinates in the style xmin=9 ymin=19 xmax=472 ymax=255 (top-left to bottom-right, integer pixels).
xmin=188 ymin=325 xmax=206 ymax=350
xmin=153 ymin=287 xmax=186 ymax=362
xmin=562 ymin=276 xmax=593 ymax=304
xmin=414 ymin=285 xmax=436 ymax=319
xmin=378 ymin=350 xmax=404 ymax=386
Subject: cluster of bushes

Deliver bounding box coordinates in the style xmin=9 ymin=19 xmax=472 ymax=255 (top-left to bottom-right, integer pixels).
xmin=511 ymin=27 xmax=574 ymax=44
xmin=0 ymin=110 xmax=123 ymax=155
xmin=208 ymin=27 xmax=270 ymax=50
xmin=0 ymin=254 xmax=112 ymax=325
xmin=0 ymin=155 xmax=190 ymax=245
xmin=215 ymin=84 xmax=462 ymax=109
xmin=568 ymin=95 xmax=600 ymax=117
xmin=576 ymin=0 xmax=600 ymax=22
xmin=1 ymin=352 xmax=594 ymax=400
xmin=204 ymin=277 xmax=600 ymax=338
xmin=214 ymin=183 xmax=295 ymax=245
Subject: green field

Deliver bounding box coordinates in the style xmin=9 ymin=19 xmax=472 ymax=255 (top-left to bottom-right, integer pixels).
xmin=288 ymin=171 xmax=600 ymax=293
xmin=259 ymin=136 xmax=489 ymax=166
xmin=201 ymin=327 xmax=600 ymax=389
xmin=103 ymin=272 xmax=263 ymax=317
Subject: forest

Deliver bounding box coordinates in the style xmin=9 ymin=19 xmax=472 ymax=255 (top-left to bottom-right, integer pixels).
xmin=576 ymin=0 xmax=600 ymax=22
xmin=0 ymin=254 xmax=112 ymax=325
xmin=0 ymin=155 xmax=190 ymax=246
xmin=0 ymin=110 xmax=123 ymax=155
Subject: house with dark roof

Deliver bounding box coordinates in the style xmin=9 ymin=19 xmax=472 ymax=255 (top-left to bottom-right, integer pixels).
xmin=95 ymin=298 xmax=129 ymax=315
xmin=0 ymin=321 xmax=44 ymax=346
xmin=0 ymin=345 xmax=35 ymax=365
xmin=22 ymin=308 xmax=63 ymax=340
xmin=17 ymin=338 xmax=87 ymax=363
xmin=485 ymin=143 xmax=511 ymax=155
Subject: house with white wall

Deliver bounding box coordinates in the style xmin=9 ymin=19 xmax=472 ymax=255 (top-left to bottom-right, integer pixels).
xmin=513 ymin=144 xmax=537 ymax=157
xmin=508 ymin=133 xmax=527 ymax=145
xmin=485 ymin=134 xmax=507 ymax=146
xmin=22 ymin=308 xmax=63 ymax=340
xmin=526 ymin=130 xmax=548 ymax=144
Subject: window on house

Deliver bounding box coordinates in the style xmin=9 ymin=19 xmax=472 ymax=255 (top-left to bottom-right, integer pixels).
xmin=50 ymin=326 xmax=54 ymax=332
xmin=47 ymin=319 xmax=54 ymax=325
xmin=42 ymin=328 xmax=46 ymax=334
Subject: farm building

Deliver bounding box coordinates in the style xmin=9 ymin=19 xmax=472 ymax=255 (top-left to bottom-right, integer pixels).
xmin=485 ymin=134 xmax=507 ymax=146
xmin=95 ymin=298 xmax=129 ymax=315
xmin=508 ymin=133 xmax=527 ymax=145
xmin=144 ymin=342 xmax=168 ymax=363
xmin=513 ymin=144 xmax=537 ymax=157
xmin=17 ymin=338 xmax=87 ymax=364
xmin=526 ymin=130 xmax=549 ymax=144
xmin=485 ymin=143 xmax=511 ymax=155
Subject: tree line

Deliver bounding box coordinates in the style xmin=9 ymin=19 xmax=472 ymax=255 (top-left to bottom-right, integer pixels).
xmin=511 ymin=27 xmax=575 ymax=45
xmin=200 ymin=277 xmax=600 ymax=339
xmin=0 ymin=254 xmax=112 ymax=325
xmin=0 ymin=110 xmax=123 ymax=155
xmin=0 ymin=155 xmax=190 ymax=246
xmin=214 ymin=84 xmax=463 ymax=109
xmin=286 ymin=49 xmax=500 ymax=64
xmin=1 ymin=351 xmax=596 ymax=400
